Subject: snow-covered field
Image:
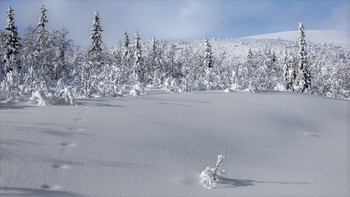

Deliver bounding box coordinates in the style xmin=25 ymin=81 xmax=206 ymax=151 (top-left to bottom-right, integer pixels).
xmin=0 ymin=89 xmax=349 ymax=196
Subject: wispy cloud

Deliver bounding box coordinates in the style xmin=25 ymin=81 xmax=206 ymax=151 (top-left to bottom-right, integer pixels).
xmin=316 ymin=1 xmax=349 ymax=32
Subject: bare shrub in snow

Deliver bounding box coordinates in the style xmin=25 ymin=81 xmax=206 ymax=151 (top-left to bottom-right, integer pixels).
xmin=200 ymin=154 xmax=226 ymax=188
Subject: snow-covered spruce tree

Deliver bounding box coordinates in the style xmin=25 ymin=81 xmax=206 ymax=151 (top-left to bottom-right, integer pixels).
xmin=0 ymin=30 xmax=5 ymax=78
xmin=132 ymin=30 xmax=144 ymax=91
xmin=203 ymin=36 xmax=214 ymax=89
xmin=70 ymin=48 xmax=86 ymax=96
xmin=216 ymin=50 xmax=236 ymax=89
xmin=88 ymin=11 xmax=104 ymax=65
xmin=148 ymin=37 xmax=162 ymax=86
xmin=263 ymin=48 xmax=279 ymax=89
xmin=253 ymin=50 xmax=268 ymax=90
xmin=53 ymin=28 xmax=72 ymax=80
xmin=38 ymin=5 xmax=48 ymax=41
xmin=141 ymin=38 xmax=153 ymax=85
xmin=115 ymin=29 xmax=131 ymax=89
xmin=1 ymin=6 xmax=21 ymax=100
xmin=283 ymin=51 xmax=296 ymax=91
xmin=122 ymin=29 xmax=130 ymax=61
xmin=84 ymin=11 xmax=104 ymax=97
xmin=165 ymin=43 xmax=181 ymax=80
xmin=178 ymin=44 xmax=203 ymax=92
xmin=21 ymin=26 xmax=38 ymax=94
xmin=238 ymin=48 xmax=253 ymax=89
xmin=155 ymin=39 xmax=169 ymax=85
xmin=106 ymin=48 xmax=123 ymax=96
xmin=204 ymin=36 xmax=213 ymax=69
xmin=295 ymin=22 xmax=311 ymax=93
xmin=36 ymin=5 xmax=55 ymax=86
xmin=334 ymin=59 xmax=350 ymax=98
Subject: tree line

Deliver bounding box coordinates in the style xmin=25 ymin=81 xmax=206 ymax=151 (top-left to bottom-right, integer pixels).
xmin=1 ymin=5 xmax=349 ymax=104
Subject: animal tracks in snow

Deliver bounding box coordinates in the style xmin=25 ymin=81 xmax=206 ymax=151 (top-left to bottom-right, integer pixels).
xmin=41 ymin=106 xmax=90 ymax=193
xmin=60 ymin=142 xmax=77 ymax=147
xmin=52 ymin=163 xmax=70 ymax=170
xmin=68 ymin=127 xmax=85 ymax=132
xmin=303 ymin=132 xmax=320 ymax=138
xmin=74 ymin=118 xmax=87 ymax=122
xmin=41 ymin=184 xmax=62 ymax=190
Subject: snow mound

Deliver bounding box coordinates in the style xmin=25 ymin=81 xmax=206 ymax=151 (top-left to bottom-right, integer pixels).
xmin=201 ymin=167 xmax=215 ymax=188
xmin=129 ymin=88 xmax=140 ymax=96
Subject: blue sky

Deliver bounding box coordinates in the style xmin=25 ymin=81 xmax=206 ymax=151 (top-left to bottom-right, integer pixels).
xmin=1 ymin=0 xmax=349 ymax=47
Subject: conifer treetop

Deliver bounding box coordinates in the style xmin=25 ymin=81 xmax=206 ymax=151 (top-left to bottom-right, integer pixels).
xmin=123 ymin=29 xmax=130 ymax=48
xmin=88 ymin=11 xmax=104 ymax=63
xmin=4 ymin=5 xmax=21 ymax=70
xmin=6 ymin=6 xmax=15 ymax=30
xmin=38 ymin=5 xmax=48 ymax=30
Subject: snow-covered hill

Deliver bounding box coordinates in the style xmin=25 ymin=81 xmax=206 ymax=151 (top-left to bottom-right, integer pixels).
xmin=186 ymin=29 xmax=349 ymax=64
xmin=0 ymin=90 xmax=348 ymax=196
xmin=245 ymin=30 xmax=350 ymax=48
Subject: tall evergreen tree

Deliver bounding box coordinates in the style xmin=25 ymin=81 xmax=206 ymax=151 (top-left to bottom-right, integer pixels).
xmin=283 ymin=51 xmax=296 ymax=91
xmin=204 ymin=36 xmax=214 ymax=88
xmin=265 ymin=49 xmax=276 ymax=89
xmin=36 ymin=5 xmax=55 ymax=82
xmin=37 ymin=5 xmax=48 ymax=42
xmin=83 ymin=11 xmax=103 ymax=97
xmin=204 ymin=36 xmax=213 ymax=69
xmin=88 ymin=11 xmax=103 ymax=65
xmin=150 ymin=37 xmax=159 ymax=85
xmin=166 ymin=43 xmax=177 ymax=79
xmin=3 ymin=6 xmax=21 ymax=73
xmin=295 ymin=22 xmax=311 ymax=93
xmin=21 ymin=25 xmax=38 ymax=93
xmin=0 ymin=30 xmax=5 ymax=79
xmin=239 ymin=48 xmax=254 ymax=89
xmin=2 ymin=6 xmax=21 ymax=99
xmin=122 ymin=29 xmax=130 ymax=61
xmin=133 ymin=30 xmax=144 ymax=85
xmin=54 ymin=28 xmax=71 ymax=80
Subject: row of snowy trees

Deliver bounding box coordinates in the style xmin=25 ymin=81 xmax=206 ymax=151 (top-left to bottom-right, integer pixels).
xmin=1 ymin=5 xmax=349 ymax=104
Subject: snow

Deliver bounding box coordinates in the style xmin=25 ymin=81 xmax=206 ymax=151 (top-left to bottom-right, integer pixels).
xmin=31 ymin=90 xmax=50 ymax=106
xmin=246 ymin=30 xmax=350 ymax=48
xmin=0 ymin=90 xmax=349 ymax=196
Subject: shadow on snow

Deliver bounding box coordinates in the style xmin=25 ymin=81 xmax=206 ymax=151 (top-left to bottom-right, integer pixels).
xmin=214 ymin=176 xmax=309 ymax=188
xmin=0 ymin=187 xmax=82 ymax=197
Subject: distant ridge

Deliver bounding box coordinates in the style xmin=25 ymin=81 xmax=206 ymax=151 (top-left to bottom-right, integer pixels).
xmin=245 ymin=30 xmax=350 ymax=48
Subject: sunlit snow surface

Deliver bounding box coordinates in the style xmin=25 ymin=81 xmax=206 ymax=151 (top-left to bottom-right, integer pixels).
xmin=1 ymin=89 xmax=349 ymax=196
xmin=246 ymin=30 xmax=350 ymax=48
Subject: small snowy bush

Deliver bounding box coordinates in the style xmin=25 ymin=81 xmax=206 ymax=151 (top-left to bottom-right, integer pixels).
xmin=57 ymin=87 xmax=75 ymax=105
xmin=56 ymin=79 xmax=75 ymax=105
xmin=129 ymin=88 xmax=140 ymax=96
xmin=200 ymin=154 xmax=226 ymax=188
xmin=31 ymin=90 xmax=50 ymax=106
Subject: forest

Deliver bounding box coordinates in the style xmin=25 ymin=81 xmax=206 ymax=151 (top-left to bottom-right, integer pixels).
xmin=1 ymin=5 xmax=349 ymax=105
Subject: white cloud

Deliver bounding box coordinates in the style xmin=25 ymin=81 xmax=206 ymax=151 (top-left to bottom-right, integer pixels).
xmin=1 ymin=0 xmax=348 ymax=47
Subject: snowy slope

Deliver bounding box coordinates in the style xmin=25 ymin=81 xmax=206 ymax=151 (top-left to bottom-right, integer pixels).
xmin=181 ymin=29 xmax=350 ymax=67
xmin=246 ymin=30 xmax=350 ymax=48
xmin=0 ymin=90 xmax=349 ymax=196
